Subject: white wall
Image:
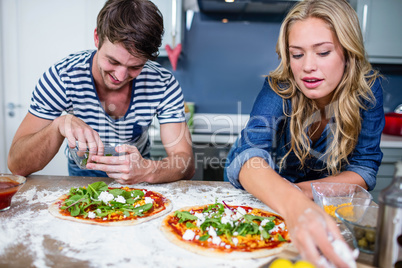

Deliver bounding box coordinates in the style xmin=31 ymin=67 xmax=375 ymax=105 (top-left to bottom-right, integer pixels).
xmin=1 ymin=0 xmax=106 ymax=176
xmin=0 ymin=1 xmax=6 ymax=173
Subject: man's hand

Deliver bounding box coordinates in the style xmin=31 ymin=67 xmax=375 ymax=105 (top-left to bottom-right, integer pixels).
xmin=87 ymin=144 xmax=152 ymax=184
xmin=56 ymin=114 xmax=103 ymax=155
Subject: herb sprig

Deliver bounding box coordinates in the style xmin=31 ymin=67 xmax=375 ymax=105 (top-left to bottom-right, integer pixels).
xmin=60 ymin=181 xmax=152 ymax=219
xmin=174 ymin=200 xmax=288 ymax=243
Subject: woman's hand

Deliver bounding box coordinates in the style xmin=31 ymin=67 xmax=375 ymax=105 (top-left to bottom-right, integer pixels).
xmin=238 ymin=158 xmax=357 ymax=268
xmin=285 ymin=201 xmax=357 ymax=267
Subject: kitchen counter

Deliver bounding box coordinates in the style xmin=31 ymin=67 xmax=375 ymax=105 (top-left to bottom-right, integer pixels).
xmin=150 ymin=114 xmax=402 ymax=148
xmin=380 ymin=133 xmax=402 ymax=148
xmin=0 ymin=175 xmax=374 ymax=267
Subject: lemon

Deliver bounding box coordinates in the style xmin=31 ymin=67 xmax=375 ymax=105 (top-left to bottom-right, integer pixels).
xmin=269 ymin=258 xmax=294 ymax=268
xmin=293 ymin=260 xmax=315 ymax=268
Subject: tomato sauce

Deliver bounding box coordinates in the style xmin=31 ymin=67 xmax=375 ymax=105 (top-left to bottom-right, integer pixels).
xmin=167 ymin=205 xmax=290 ymax=252
xmin=0 ymin=180 xmax=20 ymax=210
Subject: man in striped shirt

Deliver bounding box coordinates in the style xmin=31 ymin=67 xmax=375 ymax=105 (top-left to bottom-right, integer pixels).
xmin=8 ymin=0 xmax=195 ymax=184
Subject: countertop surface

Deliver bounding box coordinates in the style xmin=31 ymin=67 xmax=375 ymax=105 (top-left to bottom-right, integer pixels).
xmin=0 ymin=175 xmax=374 ymax=268
xmin=380 ymin=133 xmax=402 ymax=148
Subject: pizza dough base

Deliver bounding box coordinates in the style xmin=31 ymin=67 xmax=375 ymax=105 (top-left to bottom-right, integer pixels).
xmin=160 ymin=205 xmax=291 ymax=259
xmin=49 ymin=193 xmax=172 ymax=226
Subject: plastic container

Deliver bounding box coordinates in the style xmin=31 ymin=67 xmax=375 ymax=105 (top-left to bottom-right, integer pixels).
xmin=69 ymin=143 xmax=124 ymax=169
xmin=311 ymin=182 xmax=372 ymax=220
xmin=335 ymin=205 xmax=378 ymax=254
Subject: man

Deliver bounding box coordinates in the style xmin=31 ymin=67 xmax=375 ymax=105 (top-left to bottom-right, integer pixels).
xmin=7 ymin=0 xmax=195 ymax=184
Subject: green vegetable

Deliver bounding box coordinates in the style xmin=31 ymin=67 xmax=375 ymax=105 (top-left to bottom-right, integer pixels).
xmin=175 ymin=211 xmax=198 ymax=223
xmin=61 ymin=181 xmax=152 ymax=219
xmin=173 ymin=200 xmax=288 ymax=244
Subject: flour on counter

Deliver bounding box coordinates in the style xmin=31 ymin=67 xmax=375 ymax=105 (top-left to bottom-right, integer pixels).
xmin=0 ymin=182 xmax=277 ymax=268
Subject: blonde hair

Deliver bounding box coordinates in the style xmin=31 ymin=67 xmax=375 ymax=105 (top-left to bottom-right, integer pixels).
xmin=269 ymin=0 xmax=379 ymax=175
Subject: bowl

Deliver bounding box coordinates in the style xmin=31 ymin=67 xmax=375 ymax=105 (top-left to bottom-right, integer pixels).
xmin=383 ymin=112 xmax=402 ymax=136
xmin=0 ymin=174 xmax=26 ymax=211
xmin=69 ymin=143 xmax=124 ymax=169
xmin=335 ymin=205 xmax=378 ymax=254
xmin=311 ymin=182 xmax=373 ymax=220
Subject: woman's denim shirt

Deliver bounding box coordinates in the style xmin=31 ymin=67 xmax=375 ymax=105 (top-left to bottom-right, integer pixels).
xmin=225 ymin=77 xmax=385 ymax=191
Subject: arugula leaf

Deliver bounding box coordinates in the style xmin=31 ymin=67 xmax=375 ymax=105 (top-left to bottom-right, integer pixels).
xmin=87 ymin=181 xmax=108 ymax=198
xmin=174 ymin=211 xmax=198 ymax=223
xmin=243 ymin=214 xmax=275 ymax=222
xmin=70 ymin=205 xmax=81 ymax=217
xmin=132 ymin=203 xmax=153 ymax=216
xmin=186 ymin=222 xmax=197 ymax=229
xmin=199 ymin=234 xmax=210 ymax=241
xmin=277 ymin=233 xmax=287 ymax=242
xmin=263 ymin=221 xmax=275 ymax=232
xmin=125 ymin=198 xmax=137 ymax=204
xmin=203 ymin=202 xmax=224 ymax=214
xmin=261 ymin=229 xmax=271 ymax=240
xmin=109 ymin=188 xmax=125 ymax=197
xmin=130 ymin=190 xmax=145 ymax=199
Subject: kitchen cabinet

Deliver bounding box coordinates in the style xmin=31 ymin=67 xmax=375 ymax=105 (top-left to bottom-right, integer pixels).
xmin=153 ymin=0 xmax=183 ymax=57
xmin=356 ymin=0 xmax=402 ymax=64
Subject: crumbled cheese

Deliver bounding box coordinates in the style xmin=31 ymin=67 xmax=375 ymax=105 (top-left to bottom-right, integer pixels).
xmin=237 ymin=207 xmax=247 ymax=215
xmin=182 ymin=229 xmax=196 ymax=241
xmin=225 ymin=245 xmax=231 ymax=249
xmin=114 ymin=195 xmax=126 ymax=203
xmin=87 ymin=211 xmax=96 ymax=219
xmin=224 ymin=208 xmax=233 ymax=216
xmin=232 ymin=237 xmax=239 ymax=246
xmin=233 ymin=232 xmax=239 ymax=236
xmin=98 ymin=191 xmax=114 ymax=204
xmin=144 ymin=197 xmax=153 ymax=204
xmin=231 ymin=207 xmax=246 ymax=221
xmin=208 ymin=227 xmax=221 ymax=245
xmin=269 ymin=222 xmax=285 ymax=233
xmin=221 ymin=214 xmax=234 ymax=227
xmin=194 ymin=212 xmax=206 ymax=227
xmin=260 ymin=219 xmax=270 ymax=227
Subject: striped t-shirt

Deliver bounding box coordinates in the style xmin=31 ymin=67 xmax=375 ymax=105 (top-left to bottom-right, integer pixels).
xmin=29 ymin=50 xmax=185 ymax=158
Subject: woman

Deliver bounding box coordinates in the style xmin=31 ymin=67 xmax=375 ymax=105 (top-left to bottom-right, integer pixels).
xmin=224 ymin=0 xmax=384 ymax=266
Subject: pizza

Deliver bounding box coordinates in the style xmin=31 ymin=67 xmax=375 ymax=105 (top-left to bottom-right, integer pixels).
xmin=48 ymin=181 xmax=172 ymax=226
xmin=160 ymin=201 xmax=291 ymax=259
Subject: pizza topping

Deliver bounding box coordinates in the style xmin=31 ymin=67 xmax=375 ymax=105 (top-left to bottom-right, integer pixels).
xmin=167 ymin=201 xmax=290 ymax=252
xmin=98 ymin=191 xmax=115 ymax=204
xmin=114 ymin=195 xmax=126 ymax=204
xmin=87 ymin=211 xmax=96 ymax=219
xmin=59 ymin=181 xmax=166 ymax=221
xmin=182 ymin=229 xmax=196 ymax=240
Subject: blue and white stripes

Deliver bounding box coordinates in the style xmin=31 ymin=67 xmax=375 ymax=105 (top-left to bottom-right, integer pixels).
xmin=29 ymin=50 xmax=185 ymax=155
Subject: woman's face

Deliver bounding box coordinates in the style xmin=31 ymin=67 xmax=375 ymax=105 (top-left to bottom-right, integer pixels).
xmin=288 ymin=17 xmax=346 ymax=108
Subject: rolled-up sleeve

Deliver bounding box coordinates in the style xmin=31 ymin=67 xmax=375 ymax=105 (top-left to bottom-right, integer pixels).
xmin=224 ymin=78 xmax=286 ymax=189
xmin=226 ymin=148 xmax=275 ymax=189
